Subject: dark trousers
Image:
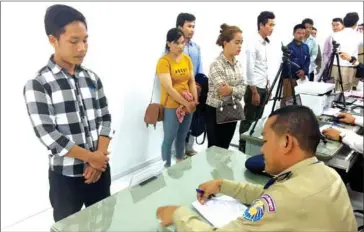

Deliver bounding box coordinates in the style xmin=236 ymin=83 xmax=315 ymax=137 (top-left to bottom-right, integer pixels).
xmin=205 ymin=105 xmax=237 ymax=149
xmin=239 ymin=86 xmax=268 ymax=151
xmin=49 ymin=165 xmax=111 ymax=222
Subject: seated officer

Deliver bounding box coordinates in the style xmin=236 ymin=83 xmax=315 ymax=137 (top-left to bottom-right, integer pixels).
xmin=156 ymin=105 xmax=357 ymax=231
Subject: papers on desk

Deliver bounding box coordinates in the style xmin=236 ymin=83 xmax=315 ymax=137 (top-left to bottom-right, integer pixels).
xmin=192 ymin=195 xmax=247 ymax=228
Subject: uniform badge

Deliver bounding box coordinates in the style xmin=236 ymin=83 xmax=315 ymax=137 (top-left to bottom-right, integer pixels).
xmin=261 ymin=194 xmax=276 ymax=213
xmin=243 ymin=199 xmax=265 ymax=222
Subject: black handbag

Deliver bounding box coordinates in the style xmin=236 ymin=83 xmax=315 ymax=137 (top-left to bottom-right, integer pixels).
xmin=216 ymin=96 xmax=245 ymax=124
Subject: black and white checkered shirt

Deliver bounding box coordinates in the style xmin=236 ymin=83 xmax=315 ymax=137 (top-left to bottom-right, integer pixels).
xmin=24 ymin=56 xmax=114 ymax=177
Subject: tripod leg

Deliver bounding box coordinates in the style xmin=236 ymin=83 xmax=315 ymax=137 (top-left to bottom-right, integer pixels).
xmin=335 ymin=53 xmax=346 ymax=107
xmin=249 ymin=63 xmax=283 ymax=136
xmin=272 ymin=75 xmax=283 ymax=113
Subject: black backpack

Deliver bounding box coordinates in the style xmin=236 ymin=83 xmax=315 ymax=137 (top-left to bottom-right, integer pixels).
xmin=189 ymin=73 xmax=208 ymax=144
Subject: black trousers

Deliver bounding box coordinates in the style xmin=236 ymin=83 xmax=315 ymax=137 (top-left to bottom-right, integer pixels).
xmin=49 ymin=165 xmax=111 ymax=222
xmin=205 ymin=105 xmax=237 ymax=149
xmin=239 ymin=86 xmax=268 ymax=150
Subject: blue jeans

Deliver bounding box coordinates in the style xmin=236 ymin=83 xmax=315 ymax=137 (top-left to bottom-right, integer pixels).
xmin=162 ymin=108 xmax=193 ymax=167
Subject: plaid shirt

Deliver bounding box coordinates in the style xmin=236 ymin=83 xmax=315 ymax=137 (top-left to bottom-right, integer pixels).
xmin=206 ymin=53 xmax=246 ymax=108
xmin=23 ymin=56 xmax=114 ymax=177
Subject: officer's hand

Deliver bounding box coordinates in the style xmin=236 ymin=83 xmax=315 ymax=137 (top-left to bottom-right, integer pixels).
xmin=337 ymin=112 xmax=356 ymax=124
xmin=197 ymin=179 xmax=223 ymax=205
xmin=156 ymin=206 xmax=180 ymax=227
xmin=322 ymin=128 xmax=340 ymax=141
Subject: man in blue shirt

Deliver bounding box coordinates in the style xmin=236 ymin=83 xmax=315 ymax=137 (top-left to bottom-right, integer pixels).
xmin=281 ymin=24 xmax=310 ymax=108
xmin=176 ymin=13 xmax=204 ymax=156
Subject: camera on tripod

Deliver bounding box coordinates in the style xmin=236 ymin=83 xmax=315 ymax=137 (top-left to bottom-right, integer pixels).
xmin=332 ymin=40 xmax=340 ymax=50
xmin=281 ymin=43 xmax=291 ymax=58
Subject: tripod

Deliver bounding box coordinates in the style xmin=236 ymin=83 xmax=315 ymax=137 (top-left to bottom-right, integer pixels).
xmin=249 ymin=46 xmax=300 ymax=136
xmin=318 ymin=39 xmax=346 ymax=107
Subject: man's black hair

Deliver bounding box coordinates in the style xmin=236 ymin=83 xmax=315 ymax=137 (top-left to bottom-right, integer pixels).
xmin=302 ymin=18 xmax=314 ymax=26
xmin=44 ymin=4 xmax=87 ymax=39
xmin=176 ymin=13 xmax=196 ymax=28
xmin=343 ymin=12 xmax=359 ymax=28
xmin=257 ymin=11 xmax=275 ymax=31
xmin=269 ymin=105 xmax=321 ymax=155
xmin=332 ymin=18 xmax=343 ymax=24
xmin=293 ymin=24 xmax=306 ymax=33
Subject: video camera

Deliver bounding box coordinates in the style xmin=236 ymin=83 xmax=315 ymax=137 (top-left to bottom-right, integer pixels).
xmin=332 ymin=40 xmax=340 ymax=50
xmin=281 ymin=42 xmax=291 ymax=57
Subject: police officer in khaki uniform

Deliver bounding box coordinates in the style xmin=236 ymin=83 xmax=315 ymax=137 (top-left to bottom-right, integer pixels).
xmin=156 ymin=105 xmax=357 ymax=231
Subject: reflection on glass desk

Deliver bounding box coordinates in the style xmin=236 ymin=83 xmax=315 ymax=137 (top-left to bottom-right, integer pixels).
xmin=241 ymin=111 xmax=361 ymax=172
xmin=51 ymin=146 xmax=269 ymax=232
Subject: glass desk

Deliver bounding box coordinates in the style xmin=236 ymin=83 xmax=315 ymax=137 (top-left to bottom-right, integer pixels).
xmin=51 ymin=146 xmax=269 ymax=232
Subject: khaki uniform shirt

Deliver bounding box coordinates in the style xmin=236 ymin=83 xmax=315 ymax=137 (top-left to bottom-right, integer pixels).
xmin=172 ymin=157 xmax=357 ymax=231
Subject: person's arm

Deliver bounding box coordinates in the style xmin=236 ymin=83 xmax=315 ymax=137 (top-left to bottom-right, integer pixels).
xmin=196 ymin=45 xmax=203 ymax=74
xmin=157 ymin=58 xmax=190 ymax=106
xmin=209 ymin=60 xmax=228 ymax=88
xmin=322 ymin=37 xmax=332 ymax=66
xmin=245 ymin=44 xmax=259 ymax=94
xmin=91 ymin=72 xmax=114 ymax=153
xmin=219 ymin=179 xmax=264 ymax=204
xmin=23 ymin=79 xmax=92 ymax=161
xmin=303 ymin=45 xmax=311 ymax=76
xmin=353 ymin=115 xmax=363 ymax=127
xmin=342 ymin=132 xmax=363 ymax=154
xmin=310 ymin=39 xmax=319 ymax=69
xmin=187 ymin=57 xmax=198 ymax=102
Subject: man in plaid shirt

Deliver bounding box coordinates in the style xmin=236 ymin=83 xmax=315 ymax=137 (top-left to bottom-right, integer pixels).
xmin=23 ymin=4 xmax=114 ymax=222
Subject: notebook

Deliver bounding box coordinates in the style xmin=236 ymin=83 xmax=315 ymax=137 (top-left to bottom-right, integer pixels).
xmin=192 ymin=195 xmax=247 ymax=228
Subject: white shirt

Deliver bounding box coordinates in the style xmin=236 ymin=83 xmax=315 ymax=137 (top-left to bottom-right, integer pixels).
xmin=332 ymin=28 xmax=363 ymax=67
xmin=246 ymin=33 xmax=269 ymax=89
xmin=342 ymin=115 xmax=363 ymax=154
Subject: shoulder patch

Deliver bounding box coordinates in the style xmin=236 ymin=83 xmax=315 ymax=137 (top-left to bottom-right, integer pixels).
xmin=261 ymin=194 xmax=276 ymax=213
xmin=242 ymin=199 xmax=265 ymax=222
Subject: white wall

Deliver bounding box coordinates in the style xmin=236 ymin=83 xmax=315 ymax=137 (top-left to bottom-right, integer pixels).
xmin=1 ymin=1 xmax=362 ymax=228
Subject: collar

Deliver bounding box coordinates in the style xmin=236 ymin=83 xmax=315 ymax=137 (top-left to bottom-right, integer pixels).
xmin=47 ymin=55 xmax=84 ymax=76
xmin=278 ymin=156 xmax=319 ymax=176
xmin=185 ymin=40 xmax=194 ymax=47
xmin=263 ymin=156 xmax=319 ymax=189
xmin=304 ymin=35 xmax=314 ymax=42
xmin=257 ymin=32 xmax=270 ymax=44
xmin=220 ymin=52 xmax=237 ymax=65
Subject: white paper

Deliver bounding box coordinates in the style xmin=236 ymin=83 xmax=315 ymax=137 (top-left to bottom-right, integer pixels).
xmin=192 ymin=195 xmax=247 ymax=228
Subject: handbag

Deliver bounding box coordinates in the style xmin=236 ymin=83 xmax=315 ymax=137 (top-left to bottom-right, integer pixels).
xmin=144 ymin=59 xmax=170 ymax=129
xmin=216 ymin=95 xmax=245 ymax=124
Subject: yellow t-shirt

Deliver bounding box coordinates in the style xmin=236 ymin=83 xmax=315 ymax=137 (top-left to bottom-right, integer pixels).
xmin=156 ymin=54 xmax=194 ymax=109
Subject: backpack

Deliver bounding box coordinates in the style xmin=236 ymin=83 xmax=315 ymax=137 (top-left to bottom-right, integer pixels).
xmin=189 ymin=73 xmax=208 ymax=144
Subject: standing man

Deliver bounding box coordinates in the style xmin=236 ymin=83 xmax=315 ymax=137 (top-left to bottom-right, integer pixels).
xmin=281 ymin=24 xmax=310 ymax=108
xmin=176 ymin=13 xmax=204 ymax=157
xmin=323 ymin=18 xmax=344 ymax=68
xmin=239 ymin=11 xmax=275 ymax=152
xmin=311 ymin=27 xmax=322 ymax=76
xmin=302 ymin=18 xmax=318 ymax=82
xmin=23 ymin=4 xmax=113 ymax=222
xmin=331 ymin=12 xmax=363 ymax=91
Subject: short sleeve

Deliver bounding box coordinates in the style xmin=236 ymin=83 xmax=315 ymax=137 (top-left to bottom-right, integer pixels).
xmin=156 ymin=58 xmax=170 ymax=74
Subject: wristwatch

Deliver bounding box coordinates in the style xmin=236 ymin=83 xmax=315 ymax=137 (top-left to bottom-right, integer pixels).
xmin=339 ymin=131 xmax=346 ymax=143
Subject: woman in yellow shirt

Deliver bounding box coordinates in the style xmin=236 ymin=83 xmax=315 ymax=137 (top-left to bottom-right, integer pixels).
xmin=156 ymin=28 xmax=198 ymax=167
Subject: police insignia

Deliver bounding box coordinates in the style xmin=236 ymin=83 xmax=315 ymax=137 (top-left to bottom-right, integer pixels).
xmin=243 ymin=199 xmax=265 ymax=222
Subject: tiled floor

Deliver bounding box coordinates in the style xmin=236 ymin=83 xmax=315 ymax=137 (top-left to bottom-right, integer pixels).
xmin=2 ymin=125 xmax=363 ymax=231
